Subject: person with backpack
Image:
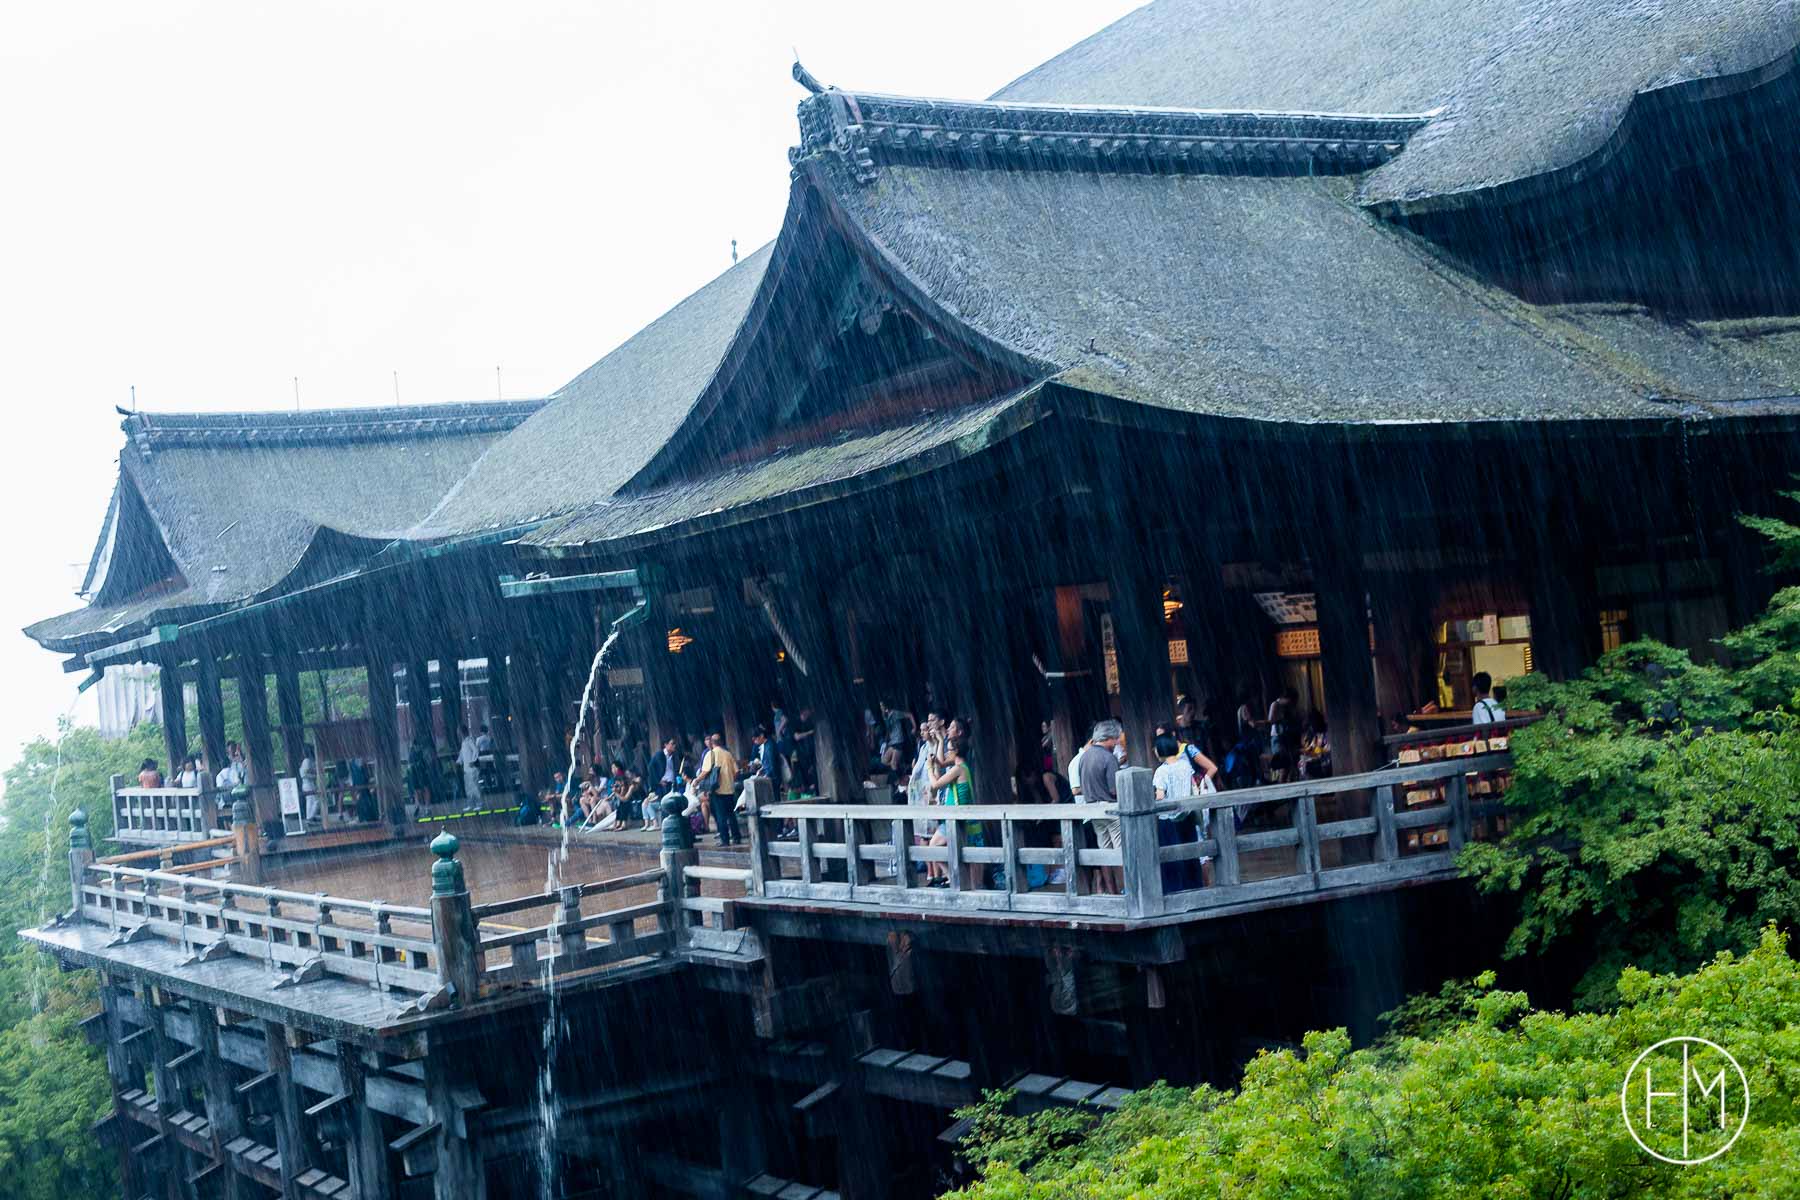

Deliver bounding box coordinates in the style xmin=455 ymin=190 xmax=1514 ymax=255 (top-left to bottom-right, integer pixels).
xmin=1471 ymin=672 xmax=1506 ymax=725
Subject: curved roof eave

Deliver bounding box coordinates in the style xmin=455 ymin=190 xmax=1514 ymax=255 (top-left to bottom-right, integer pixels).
xmin=1362 ymin=40 xmax=1800 ymax=217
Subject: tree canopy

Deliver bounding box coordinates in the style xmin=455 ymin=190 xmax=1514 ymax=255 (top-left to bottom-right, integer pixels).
xmin=951 ymin=929 xmax=1800 ymax=1200
xmin=0 ymin=721 xmax=160 ymax=1200
xmin=1459 ymin=582 xmax=1800 ymax=1008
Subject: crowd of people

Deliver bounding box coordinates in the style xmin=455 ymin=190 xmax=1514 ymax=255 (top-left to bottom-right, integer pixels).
xmin=490 ymin=677 xmax=1377 ymax=896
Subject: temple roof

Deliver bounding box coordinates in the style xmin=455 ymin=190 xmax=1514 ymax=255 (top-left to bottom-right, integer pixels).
xmin=411 ymin=242 xmax=774 ymax=538
xmin=27 ymin=400 xmax=542 ymax=653
xmin=993 ymin=0 xmax=1800 ymax=210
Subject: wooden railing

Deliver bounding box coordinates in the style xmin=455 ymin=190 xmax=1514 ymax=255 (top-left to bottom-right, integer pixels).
xmin=468 ymin=867 xmax=673 ymax=987
xmin=110 ymin=773 xmax=222 ymax=844
xmin=62 ymin=826 xmax=683 ymax=1012
xmin=741 ymin=746 xmax=1514 ymax=920
xmin=74 ymin=861 xmax=443 ymax=1000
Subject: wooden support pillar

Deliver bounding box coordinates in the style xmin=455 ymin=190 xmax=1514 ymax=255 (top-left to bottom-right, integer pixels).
xmin=511 ymin=652 xmax=553 ymax=795
xmin=1367 ymin=568 xmax=1433 ymax=728
xmin=1525 ymin=507 xmax=1601 ymax=681
xmin=261 ymin=1021 xmax=309 ymax=1200
xmin=1313 ymin=549 xmax=1382 ymax=777
xmin=780 ymin=581 xmax=862 ymax=803
xmin=195 ymin=656 xmax=227 ymax=776
xmin=1107 ymin=565 xmax=1171 ymax=768
xmin=951 ymin=593 xmax=1021 ymax=806
xmin=147 ymin=996 xmax=195 ymax=1200
xmin=424 ymin=1042 xmax=486 ymax=1200
xmin=100 ymin=983 xmax=143 ymax=1199
xmin=437 ymin=648 xmax=465 ymax=752
xmin=1037 ymin=588 xmax=1081 ymax=768
xmin=159 ymin=664 xmax=189 ymax=774
xmin=274 ymin=659 xmax=305 ymax=779
xmin=405 ymin=657 xmax=435 ymax=750
xmin=484 ymin=649 xmax=514 ymax=757
xmin=361 ymin=644 xmax=405 ymax=825
xmin=193 ymin=1004 xmax=250 ymax=1200
xmin=235 ymin=656 xmax=276 ymax=821
xmin=336 ymin=1045 xmax=391 ymax=1200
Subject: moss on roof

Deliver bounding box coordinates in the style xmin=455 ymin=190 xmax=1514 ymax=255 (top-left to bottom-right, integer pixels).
xmin=994 ymin=0 xmax=1800 ymax=208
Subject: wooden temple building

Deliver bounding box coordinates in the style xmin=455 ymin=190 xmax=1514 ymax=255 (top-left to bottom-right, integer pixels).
xmin=22 ymin=2 xmax=1800 ymax=1197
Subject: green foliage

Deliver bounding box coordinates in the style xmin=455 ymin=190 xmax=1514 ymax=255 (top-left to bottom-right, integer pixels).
xmin=1458 ymin=587 xmax=1800 ymax=1006
xmin=1378 ymin=970 xmax=1499 ymax=1043
xmin=0 ymin=720 xmax=163 ymax=1198
xmin=952 ymin=930 xmax=1800 ymax=1200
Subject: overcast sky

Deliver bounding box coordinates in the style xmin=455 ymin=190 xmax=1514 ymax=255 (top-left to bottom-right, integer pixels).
xmin=0 ymin=1 xmax=1139 ymax=787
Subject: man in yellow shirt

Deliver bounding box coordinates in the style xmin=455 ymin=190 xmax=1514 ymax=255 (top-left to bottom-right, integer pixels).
xmin=699 ymin=732 xmax=741 ymax=847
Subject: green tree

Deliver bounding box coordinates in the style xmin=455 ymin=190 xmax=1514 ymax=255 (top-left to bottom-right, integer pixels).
xmin=0 ymin=720 xmax=162 ymax=1199
xmin=952 ymin=929 xmax=1800 ymax=1200
xmin=1458 ymin=585 xmax=1800 ymax=1007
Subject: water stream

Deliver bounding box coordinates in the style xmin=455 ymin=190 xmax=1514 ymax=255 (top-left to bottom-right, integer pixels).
xmin=537 ymin=620 xmax=629 ymax=1197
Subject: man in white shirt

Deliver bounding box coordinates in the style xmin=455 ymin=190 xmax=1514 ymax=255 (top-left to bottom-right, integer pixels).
xmin=299 ymin=746 xmax=320 ymax=822
xmin=1471 ymin=672 xmax=1506 ymax=724
xmin=457 ymin=726 xmax=482 ymax=802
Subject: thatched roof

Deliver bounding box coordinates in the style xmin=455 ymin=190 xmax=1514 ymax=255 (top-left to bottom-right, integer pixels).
xmin=27 ymin=401 xmax=541 ymax=653
xmin=412 ymin=243 xmax=774 ymax=538
xmin=993 ymin=0 xmax=1800 ymax=209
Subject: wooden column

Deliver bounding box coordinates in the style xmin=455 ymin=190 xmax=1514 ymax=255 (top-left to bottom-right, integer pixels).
xmin=236 ymin=656 xmax=276 ymax=821
xmin=405 ymin=657 xmax=436 ymax=750
xmin=158 ymin=664 xmax=189 ymax=773
xmin=261 ymin=1022 xmax=309 ymax=1200
xmin=783 ymin=583 xmax=862 ymax=804
xmin=1108 ymin=565 xmax=1171 ymax=768
xmin=99 ymin=983 xmax=142 ymax=1200
xmin=945 ymin=592 xmax=1020 ymax=806
xmin=1367 ymin=567 xmax=1434 ymax=727
xmin=274 ymin=659 xmax=305 ymax=779
xmin=193 ymin=1004 xmax=251 ymax=1200
xmin=511 ymin=652 xmax=552 ymax=795
xmin=145 ymin=996 xmax=192 ymax=1200
xmin=336 ymin=1045 xmax=391 ymax=1199
xmin=437 ymin=648 xmax=465 ymax=750
xmin=424 ymin=1041 xmax=486 ymax=1200
xmin=361 ymin=644 xmax=405 ymax=824
xmin=1525 ymin=507 xmax=1600 ymax=681
xmin=1314 ymin=550 xmax=1382 ymax=777
xmin=484 ymin=649 xmax=515 ymax=758
xmin=195 ymin=656 xmax=227 ymax=774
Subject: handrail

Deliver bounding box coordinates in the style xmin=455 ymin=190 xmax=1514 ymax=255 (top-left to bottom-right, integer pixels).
xmin=1162 ymin=754 xmax=1512 ymax=815
xmin=742 ymin=750 xmax=1516 ymax=919
xmin=1384 ymin=714 xmax=1540 ymax=749
xmin=85 ymin=862 xmax=432 ymax=921
xmin=99 ymin=836 xmax=236 ymax=865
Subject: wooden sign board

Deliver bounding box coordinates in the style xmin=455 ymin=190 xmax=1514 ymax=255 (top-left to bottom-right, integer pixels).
xmin=278 ymin=777 xmax=306 ymax=836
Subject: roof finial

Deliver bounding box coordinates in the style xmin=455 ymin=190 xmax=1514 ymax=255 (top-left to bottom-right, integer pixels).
xmin=731 ymin=238 xmax=738 ymax=264
xmin=792 ymin=58 xmax=826 ymax=95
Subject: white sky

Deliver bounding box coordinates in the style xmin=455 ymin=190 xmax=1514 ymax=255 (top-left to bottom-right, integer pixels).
xmin=0 ymin=1 xmax=1139 ymax=787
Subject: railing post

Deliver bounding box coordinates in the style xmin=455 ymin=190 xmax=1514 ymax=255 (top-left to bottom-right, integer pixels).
xmin=110 ymin=773 xmax=126 ymax=839
xmin=232 ymin=786 xmax=263 ymax=885
xmin=1212 ymin=798 xmax=1240 ymax=887
xmin=556 ymin=887 xmax=583 ymax=960
xmin=68 ymin=809 xmax=94 ymax=919
xmin=1445 ymin=772 xmax=1471 ymax=852
xmin=1118 ymin=767 xmax=1164 ymax=918
xmin=659 ymin=793 xmax=698 ymax=944
xmin=744 ymin=776 xmax=776 ymax=895
xmin=1296 ymin=794 xmax=1322 ymax=876
xmin=1374 ymin=784 xmax=1399 ymax=862
xmin=199 ymin=773 xmax=218 ymax=834
xmin=429 ymin=833 xmax=480 ymax=1004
